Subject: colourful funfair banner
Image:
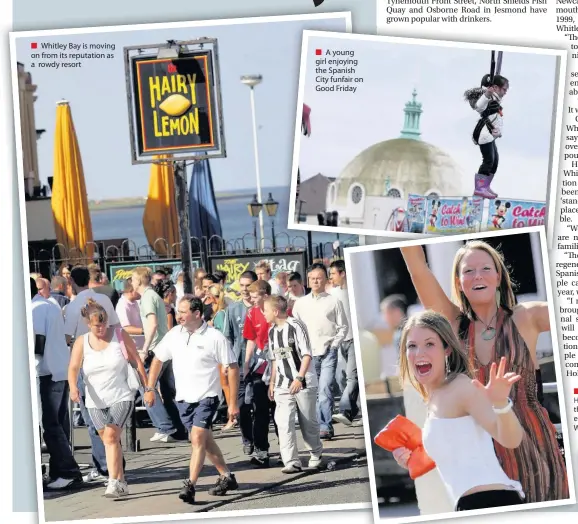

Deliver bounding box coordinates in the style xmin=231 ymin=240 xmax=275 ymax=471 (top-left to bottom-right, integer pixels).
xmin=425 ymin=196 xmax=484 ymax=235
xmin=406 ymin=193 xmax=427 ymax=233
xmin=486 ymin=199 xmax=546 ymax=230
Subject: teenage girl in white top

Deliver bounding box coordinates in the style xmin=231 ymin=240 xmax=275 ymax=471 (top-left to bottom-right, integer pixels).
xmin=394 ymin=310 xmax=525 ymax=512
xmin=68 ymin=299 xmax=147 ymax=498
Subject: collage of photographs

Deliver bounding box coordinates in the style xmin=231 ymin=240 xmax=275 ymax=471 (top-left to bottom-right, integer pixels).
xmin=4 ymin=2 xmax=578 ymax=524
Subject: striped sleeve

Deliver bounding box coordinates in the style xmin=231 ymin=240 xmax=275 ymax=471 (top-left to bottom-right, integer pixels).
xmin=291 ymin=318 xmax=312 ymax=358
xmin=267 ymin=326 xmax=276 ymax=360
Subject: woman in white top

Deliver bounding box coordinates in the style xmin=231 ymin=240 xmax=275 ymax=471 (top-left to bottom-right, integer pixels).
xmin=394 ymin=310 xmax=525 ymax=512
xmin=68 ymin=299 xmax=147 ymax=499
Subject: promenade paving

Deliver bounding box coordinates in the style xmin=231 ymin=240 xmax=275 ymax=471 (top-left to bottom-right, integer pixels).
xmin=42 ymin=421 xmax=369 ymax=521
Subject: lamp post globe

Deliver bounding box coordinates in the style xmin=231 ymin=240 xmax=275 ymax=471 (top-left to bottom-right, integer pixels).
xmin=240 ymin=74 xmax=263 ymax=88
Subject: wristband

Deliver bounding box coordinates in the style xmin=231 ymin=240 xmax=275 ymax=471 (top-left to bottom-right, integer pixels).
xmin=144 ymin=386 xmax=155 ymax=393
xmin=492 ymin=398 xmax=513 ymax=415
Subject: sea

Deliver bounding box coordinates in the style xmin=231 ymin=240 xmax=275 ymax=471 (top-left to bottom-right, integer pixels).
xmin=91 ymin=185 xmax=357 ymax=253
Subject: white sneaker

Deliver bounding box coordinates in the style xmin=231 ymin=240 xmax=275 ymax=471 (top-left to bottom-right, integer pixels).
xmin=83 ymin=469 xmax=108 ymax=484
xmin=332 ymin=413 xmax=353 ymax=426
xmin=150 ymin=432 xmax=176 ymax=443
xmin=309 ymin=456 xmax=323 ymax=469
xmin=105 ymin=479 xmax=120 ymax=498
xmin=116 ymin=480 xmax=129 ymax=497
xmin=281 ymin=462 xmax=303 ymax=474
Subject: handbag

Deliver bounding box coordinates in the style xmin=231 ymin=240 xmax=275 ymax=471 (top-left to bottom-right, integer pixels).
xmin=374 ymin=414 xmax=436 ymax=479
xmin=115 ymin=328 xmax=142 ymax=393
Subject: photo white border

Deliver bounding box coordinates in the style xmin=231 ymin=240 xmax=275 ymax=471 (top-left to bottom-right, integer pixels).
xmin=343 ymin=225 xmax=577 ymax=524
xmin=8 ymin=12 xmax=375 ymax=524
xmin=288 ymin=31 xmax=567 ymax=250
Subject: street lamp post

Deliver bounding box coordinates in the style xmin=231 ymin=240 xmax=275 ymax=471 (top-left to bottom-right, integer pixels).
xmin=247 ymin=194 xmax=263 ymax=251
xmin=264 ymin=192 xmax=279 ymax=251
xmin=241 ymin=74 xmax=265 ymax=249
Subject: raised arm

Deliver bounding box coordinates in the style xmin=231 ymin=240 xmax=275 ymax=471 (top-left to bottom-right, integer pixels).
xmin=525 ymin=301 xmax=550 ymax=333
xmin=462 ymin=359 xmax=524 ymax=449
xmin=475 ymin=88 xmax=492 ymax=113
xmin=400 ymin=246 xmax=460 ymax=323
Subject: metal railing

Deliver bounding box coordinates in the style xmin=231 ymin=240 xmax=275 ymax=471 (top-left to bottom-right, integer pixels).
xmin=29 ymin=233 xmax=359 ymax=277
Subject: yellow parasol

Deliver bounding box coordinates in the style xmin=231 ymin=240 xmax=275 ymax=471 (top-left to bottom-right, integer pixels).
xmin=142 ymin=155 xmax=180 ymax=257
xmin=51 ymin=100 xmax=94 ymax=262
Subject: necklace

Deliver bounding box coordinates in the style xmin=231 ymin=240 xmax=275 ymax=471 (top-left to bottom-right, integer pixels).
xmin=478 ymin=310 xmax=498 ymax=341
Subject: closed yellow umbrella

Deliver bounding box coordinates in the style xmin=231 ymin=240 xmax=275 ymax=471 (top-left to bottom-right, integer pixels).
xmin=142 ymin=155 xmax=180 ymax=257
xmin=51 ymin=100 xmax=94 ymax=262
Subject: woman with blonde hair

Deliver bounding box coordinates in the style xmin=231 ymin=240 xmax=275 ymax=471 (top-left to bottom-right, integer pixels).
xmin=397 ymin=310 xmax=524 ymax=511
xmin=398 ymin=241 xmax=568 ymax=503
xmin=68 ymin=299 xmax=147 ymax=498
xmin=206 ymin=284 xmax=236 ymax=431
xmin=207 ymin=284 xmax=227 ymax=332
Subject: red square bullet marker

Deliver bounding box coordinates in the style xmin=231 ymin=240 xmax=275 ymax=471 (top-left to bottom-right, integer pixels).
xmin=31 ymin=42 xmax=37 ymax=49
xmin=574 ymin=388 xmax=578 ymax=395
xmin=315 ymin=49 xmax=322 ymax=55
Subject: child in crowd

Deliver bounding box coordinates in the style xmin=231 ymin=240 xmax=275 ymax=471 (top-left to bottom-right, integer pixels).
xmin=264 ymin=296 xmax=323 ymax=473
xmin=275 ymin=272 xmax=289 ymax=296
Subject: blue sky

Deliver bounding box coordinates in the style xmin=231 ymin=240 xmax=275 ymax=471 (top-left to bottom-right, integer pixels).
xmin=14 ymin=16 xmax=348 ymax=200
xmin=298 ymin=34 xmax=561 ymax=202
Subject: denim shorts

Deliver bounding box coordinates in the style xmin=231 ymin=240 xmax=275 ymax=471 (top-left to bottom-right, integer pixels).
xmin=177 ymin=396 xmax=219 ymax=431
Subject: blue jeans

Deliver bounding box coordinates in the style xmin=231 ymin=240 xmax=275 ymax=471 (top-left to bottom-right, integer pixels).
xmin=313 ymin=347 xmax=338 ymax=435
xmin=338 ymin=340 xmax=359 ymax=420
xmin=39 ymin=376 xmax=81 ymax=480
xmin=143 ymin=360 xmax=184 ymax=436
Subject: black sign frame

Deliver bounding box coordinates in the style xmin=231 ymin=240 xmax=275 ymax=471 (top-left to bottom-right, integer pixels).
xmin=124 ymin=38 xmax=226 ymax=164
xmin=208 ymin=251 xmax=307 ymax=301
xmin=106 ymin=258 xmax=202 ymax=293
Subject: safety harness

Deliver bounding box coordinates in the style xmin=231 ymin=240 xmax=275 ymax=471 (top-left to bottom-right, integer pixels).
xmin=472 ymin=99 xmax=503 ymax=145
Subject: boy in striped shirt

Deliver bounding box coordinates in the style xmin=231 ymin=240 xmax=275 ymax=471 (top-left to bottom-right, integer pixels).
xmin=264 ymin=296 xmax=323 ymax=473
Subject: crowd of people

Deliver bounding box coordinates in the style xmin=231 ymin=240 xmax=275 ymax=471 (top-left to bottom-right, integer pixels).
xmin=30 ymin=258 xmax=359 ymax=503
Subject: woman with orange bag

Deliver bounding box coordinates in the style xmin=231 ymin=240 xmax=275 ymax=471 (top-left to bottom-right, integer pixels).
xmin=395 ymin=310 xmax=525 ymax=511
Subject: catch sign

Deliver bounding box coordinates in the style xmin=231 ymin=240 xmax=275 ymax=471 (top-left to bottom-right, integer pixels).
xmin=425 ymin=196 xmax=483 ymax=235
xmin=130 ymin=50 xmax=220 ymax=157
xmin=486 ymin=199 xmax=546 ymax=230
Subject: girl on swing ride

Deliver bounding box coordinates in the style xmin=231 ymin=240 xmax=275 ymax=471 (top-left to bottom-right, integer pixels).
xmin=464 ymin=51 xmax=509 ymax=201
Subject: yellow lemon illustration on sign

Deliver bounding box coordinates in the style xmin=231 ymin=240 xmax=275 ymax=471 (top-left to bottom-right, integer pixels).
xmin=159 ymin=94 xmax=192 ymax=117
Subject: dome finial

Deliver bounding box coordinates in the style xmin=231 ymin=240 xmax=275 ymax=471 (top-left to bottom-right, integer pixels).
xmin=400 ymin=88 xmax=422 ymax=140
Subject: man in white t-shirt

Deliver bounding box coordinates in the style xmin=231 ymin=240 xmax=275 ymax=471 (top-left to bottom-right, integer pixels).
xmin=144 ymin=295 xmax=240 ymax=504
xmin=328 ymin=260 xmax=359 ymax=426
xmin=64 ymin=265 xmax=121 ymax=485
xmin=31 ymin=278 xmax=82 ymax=490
